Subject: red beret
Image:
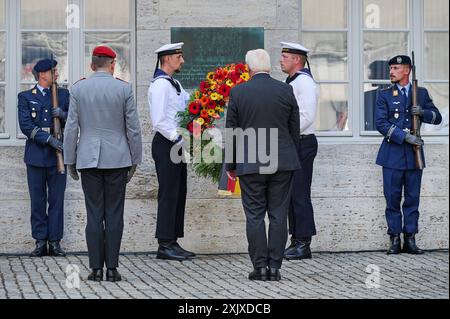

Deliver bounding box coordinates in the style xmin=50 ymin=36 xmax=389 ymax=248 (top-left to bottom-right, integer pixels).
xmin=92 ymin=46 xmax=117 ymax=58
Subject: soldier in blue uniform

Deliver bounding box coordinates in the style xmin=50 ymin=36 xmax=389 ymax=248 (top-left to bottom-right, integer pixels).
xmin=18 ymin=59 xmax=69 ymax=257
xmin=375 ymin=55 xmax=442 ymax=255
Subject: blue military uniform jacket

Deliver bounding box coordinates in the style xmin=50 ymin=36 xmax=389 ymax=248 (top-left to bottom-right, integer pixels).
xmin=375 ymin=85 xmax=442 ymax=170
xmin=18 ymin=86 xmax=70 ymax=167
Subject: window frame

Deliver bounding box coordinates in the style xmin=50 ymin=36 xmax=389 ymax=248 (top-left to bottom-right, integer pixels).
xmin=0 ymin=0 xmax=136 ymax=145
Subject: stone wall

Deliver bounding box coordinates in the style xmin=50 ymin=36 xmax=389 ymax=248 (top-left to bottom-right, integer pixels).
xmin=0 ymin=0 xmax=448 ymax=254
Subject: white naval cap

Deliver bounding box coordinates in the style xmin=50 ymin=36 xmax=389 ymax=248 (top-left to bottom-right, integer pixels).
xmin=155 ymin=42 xmax=184 ymax=57
xmin=281 ymin=42 xmax=310 ymax=56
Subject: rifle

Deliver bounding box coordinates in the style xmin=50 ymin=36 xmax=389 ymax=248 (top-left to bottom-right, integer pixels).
xmin=411 ymin=51 xmax=424 ymax=170
xmin=50 ymin=54 xmax=66 ymax=175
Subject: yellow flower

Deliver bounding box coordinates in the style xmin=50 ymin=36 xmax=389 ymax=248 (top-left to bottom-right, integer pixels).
xmin=210 ymin=93 xmax=220 ymax=101
xmin=219 ymin=108 xmax=225 ymax=113
xmin=240 ymin=73 xmax=250 ymax=81
xmin=226 ymin=79 xmax=234 ymax=87
xmin=196 ymin=118 xmax=205 ymax=126
xmin=207 ymin=72 xmax=215 ymax=81
xmin=208 ymin=109 xmax=216 ymax=117
xmin=194 ymin=90 xmax=201 ymax=99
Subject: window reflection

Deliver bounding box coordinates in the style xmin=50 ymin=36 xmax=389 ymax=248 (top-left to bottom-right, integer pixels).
xmin=84 ymin=33 xmax=131 ymax=81
xmin=21 ymin=0 xmax=68 ymax=29
xmin=316 ymin=84 xmax=349 ymax=132
xmin=0 ymin=86 xmax=4 ymax=133
xmin=21 ymin=32 xmax=68 ymax=82
xmin=0 ymin=33 xmax=5 ymax=81
xmin=85 ymin=0 xmax=131 ymax=29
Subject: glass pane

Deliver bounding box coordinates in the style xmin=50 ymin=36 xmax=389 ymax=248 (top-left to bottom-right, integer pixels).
xmin=0 ymin=86 xmax=4 ymax=133
xmin=0 ymin=32 xmax=5 ymax=81
xmin=425 ymin=0 xmax=449 ymax=29
xmin=0 ymin=0 xmax=5 ymax=29
xmin=363 ymin=82 xmax=390 ymax=131
xmin=316 ymin=84 xmax=350 ymax=132
xmin=363 ymin=32 xmax=408 ymax=80
xmin=21 ymin=0 xmax=68 ymax=29
xmin=363 ymin=0 xmax=407 ymax=29
xmin=422 ymin=83 xmax=449 ymax=132
xmin=21 ymin=32 xmax=68 ymax=82
xmin=302 ymin=0 xmax=347 ymax=29
xmin=302 ymin=32 xmax=348 ymax=81
xmin=84 ymin=33 xmax=131 ymax=81
xmin=425 ymin=32 xmax=449 ymax=80
xmin=85 ymin=0 xmax=130 ymax=29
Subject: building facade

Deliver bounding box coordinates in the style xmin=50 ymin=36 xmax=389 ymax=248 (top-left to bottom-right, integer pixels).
xmin=0 ymin=0 xmax=448 ymax=253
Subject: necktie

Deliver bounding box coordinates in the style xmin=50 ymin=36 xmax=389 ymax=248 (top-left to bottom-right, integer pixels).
xmin=401 ymin=88 xmax=407 ymax=105
xmin=43 ymin=88 xmax=51 ymax=96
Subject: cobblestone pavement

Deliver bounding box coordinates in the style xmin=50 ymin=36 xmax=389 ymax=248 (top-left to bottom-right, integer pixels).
xmin=0 ymin=251 xmax=448 ymax=299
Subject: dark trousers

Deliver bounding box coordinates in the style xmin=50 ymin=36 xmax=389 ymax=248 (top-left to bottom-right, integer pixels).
xmin=382 ymin=167 xmax=422 ymax=235
xmin=288 ymin=135 xmax=318 ymax=238
xmin=239 ymin=171 xmax=293 ymax=269
xmin=26 ymin=165 xmax=66 ymax=241
xmin=152 ymin=133 xmax=187 ymax=241
xmin=80 ymin=168 xmax=128 ymax=269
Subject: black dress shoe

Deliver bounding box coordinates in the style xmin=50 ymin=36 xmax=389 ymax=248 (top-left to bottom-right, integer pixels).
xmin=248 ymin=267 xmax=268 ymax=281
xmin=106 ymin=268 xmax=122 ymax=282
xmin=87 ymin=269 xmax=103 ymax=282
xmin=30 ymin=240 xmax=47 ymax=257
xmin=173 ymin=242 xmax=196 ymax=258
xmin=284 ymin=238 xmax=312 ymax=260
xmin=402 ymin=233 xmax=424 ymax=254
xmin=48 ymin=241 xmax=66 ymax=257
xmin=157 ymin=242 xmax=188 ymax=261
xmin=387 ymin=234 xmax=401 ymax=255
xmin=269 ymin=268 xmax=281 ymax=281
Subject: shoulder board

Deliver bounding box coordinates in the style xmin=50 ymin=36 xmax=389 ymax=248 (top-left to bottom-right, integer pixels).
xmin=115 ymin=77 xmax=129 ymax=83
xmin=73 ymin=78 xmax=86 ymax=86
xmin=381 ymin=86 xmax=392 ymax=92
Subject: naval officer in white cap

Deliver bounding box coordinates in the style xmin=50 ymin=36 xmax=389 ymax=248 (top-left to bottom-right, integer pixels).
xmin=280 ymin=42 xmax=319 ymax=260
xmin=148 ymin=42 xmax=195 ymax=261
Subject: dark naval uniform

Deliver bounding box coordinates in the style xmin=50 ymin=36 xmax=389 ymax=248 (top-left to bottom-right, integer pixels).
xmin=376 ymin=78 xmax=442 ymax=250
xmin=18 ymin=61 xmax=69 ymax=256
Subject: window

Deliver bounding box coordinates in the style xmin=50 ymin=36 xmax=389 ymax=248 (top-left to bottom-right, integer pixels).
xmin=0 ymin=0 xmax=6 ymax=134
xmin=84 ymin=0 xmax=133 ymax=82
xmin=423 ymin=0 xmax=449 ymax=133
xmin=0 ymin=0 xmax=135 ymax=144
xmin=301 ymin=0 xmax=350 ymax=134
xmin=362 ymin=0 xmax=409 ymax=132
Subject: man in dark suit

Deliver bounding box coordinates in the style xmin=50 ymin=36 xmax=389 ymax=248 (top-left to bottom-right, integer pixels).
xmin=18 ymin=59 xmax=69 ymax=258
xmin=225 ymin=49 xmax=301 ymax=281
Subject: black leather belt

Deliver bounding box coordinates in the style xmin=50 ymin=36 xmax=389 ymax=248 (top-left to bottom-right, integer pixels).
xmin=300 ymin=134 xmax=315 ymax=140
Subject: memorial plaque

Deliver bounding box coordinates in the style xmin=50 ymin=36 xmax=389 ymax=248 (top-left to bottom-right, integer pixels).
xmin=171 ymin=27 xmax=264 ymax=89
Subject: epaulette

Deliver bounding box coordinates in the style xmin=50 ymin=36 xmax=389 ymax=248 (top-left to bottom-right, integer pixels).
xmin=116 ymin=77 xmax=129 ymax=83
xmin=73 ymin=78 xmax=86 ymax=86
xmin=381 ymin=86 xmax=392 ymax=92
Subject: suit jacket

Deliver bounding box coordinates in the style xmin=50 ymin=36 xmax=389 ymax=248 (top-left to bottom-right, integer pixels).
xmin=64 ymin=72 xmax=143 ymax=169
xmin=225 ymin=73 xmax=301 ymax=176
xmin=375 ymin=85 xmax=442 ymax=170
xmin=18 ymin=86 xmax=70 ymax=167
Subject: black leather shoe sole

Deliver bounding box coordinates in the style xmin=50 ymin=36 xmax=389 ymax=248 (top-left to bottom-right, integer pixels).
xmin=87 ymin=275 xmax=103 ymax=282
xmin=285 ymin=254 xmax=312 ymax=260
xmin=156 ymin=253 xmax=188 ymax=261
xmin=402 ymin=249 xmax=424 ymax=255
xmin=106 ymin=276 xmax=122 ymax=282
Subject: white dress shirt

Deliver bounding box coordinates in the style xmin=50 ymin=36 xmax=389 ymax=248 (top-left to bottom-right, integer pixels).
xmin=148 ymin=76 xmax=190 ymax=142
xmin=288 ymin=72 xmax=319 ymax=135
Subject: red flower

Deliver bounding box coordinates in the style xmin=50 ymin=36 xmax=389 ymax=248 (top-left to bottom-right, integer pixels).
xmin=200 ymin=110 xmax=209 ymax=119
xmin=187 ymin=121 xmax=194 ymax=133
xmin=218 ymin=84 xmax=231 ymax=97
xmin=219 ymin=100 xmax=226 ymax=107
xmin=188 ymin=101 xmax=201 ymax=115
xmin=214 ymin=70 xmax=226 ymax=81
xmin=207 ymin=100 xmax=217 ymax=109
xmin=200 ymin=81 xmax=210 ymax=94
xmin=229 ymin=71 xmax=241 ymax=83
xmin=235 ymin=63 xmax=246 ymax=74
xmin=200 ymin=96 xmax=210 ymax=107
xmin=236 ymin=78 xmax=244 ymax=85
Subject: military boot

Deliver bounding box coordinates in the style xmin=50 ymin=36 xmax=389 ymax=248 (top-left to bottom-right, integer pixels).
xmin=387 ymin=234 xmax=401 ymax=254
xmin=402 ymin=233 xmax=424 ymax=254
xmin=30 ymin=240 xmax=47 ymax=257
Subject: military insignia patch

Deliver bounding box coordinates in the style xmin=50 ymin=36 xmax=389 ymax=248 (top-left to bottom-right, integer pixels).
xmin=31 ymin=108 xmax=37 ymax=119
xmin=394 ymin=113 xmax=400 ymax=119
xmin=32 ymin=89 xmax=37 ymax=95
xmin=393 ymin=90 xmax=398 ymax=97
xmin=397 ymin=57 xmax=402 ymax=64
